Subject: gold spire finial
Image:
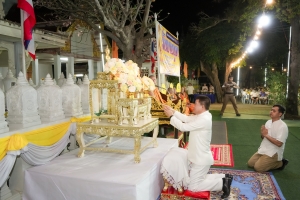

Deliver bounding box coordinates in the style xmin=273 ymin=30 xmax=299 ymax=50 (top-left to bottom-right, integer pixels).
xmin=105 ymin=46 xmax=111 ymax=61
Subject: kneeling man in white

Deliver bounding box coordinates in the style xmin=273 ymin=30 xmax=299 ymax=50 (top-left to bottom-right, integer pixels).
xmin=161 ymin=95 xmax=232 ymax=199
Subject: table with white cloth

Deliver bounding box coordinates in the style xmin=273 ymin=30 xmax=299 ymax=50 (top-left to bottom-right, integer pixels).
xmin=23 ymin=137 xmax=178 ymax=200
xmin=76 ymin=118 xmax=159 ymax=163
xmin=194 ymin=93 xmax=216 ymax=103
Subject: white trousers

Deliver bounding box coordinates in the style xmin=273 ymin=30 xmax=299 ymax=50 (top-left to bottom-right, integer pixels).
xmin=188 ymin=164 xmax=224 ymax=191
xmin=161 ymin=147 xmax=224 ymax=192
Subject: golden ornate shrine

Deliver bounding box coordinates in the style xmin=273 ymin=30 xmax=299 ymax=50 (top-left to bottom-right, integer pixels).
xmin=76 ymin=70 xmax=159 ymax=163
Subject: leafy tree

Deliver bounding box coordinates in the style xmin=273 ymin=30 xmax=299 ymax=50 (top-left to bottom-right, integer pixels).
xmin=267 ymin=71 xmax=287 ymax=106
xmin=275 ymin=0 xmax=300 ymax=115
xmin=180 ymin=0 xmax=265 ymax=102
xmin=34 ymin=0 xmax=159 ymax=67
xmin=181 ymin=20 xmax=246 ymax=102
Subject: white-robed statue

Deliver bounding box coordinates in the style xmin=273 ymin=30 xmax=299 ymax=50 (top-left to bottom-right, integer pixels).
xmin=161 ymin=95 xmax=233 ymax=199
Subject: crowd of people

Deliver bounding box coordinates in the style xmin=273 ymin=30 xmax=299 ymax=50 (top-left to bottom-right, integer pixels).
xmin=240 ymin=87 xmax=271 ymax=104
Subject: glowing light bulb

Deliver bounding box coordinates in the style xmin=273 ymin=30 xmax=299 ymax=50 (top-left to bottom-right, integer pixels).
xmin=266 ymin=0 xmax=273 ymax=4
xmin=256 ymin=30 xmax=261 ymax=35
xmin=258 ymin=15 xmax=271 ymax=27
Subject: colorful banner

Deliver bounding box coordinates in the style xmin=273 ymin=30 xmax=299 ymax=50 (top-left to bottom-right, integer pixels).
xmin=18 ymin=0 xmax=36 ymax=60
xmin=156 ymin=22 xmax=180 ymax=76
xmin=150 ymin=38 xmax=157 ymax=73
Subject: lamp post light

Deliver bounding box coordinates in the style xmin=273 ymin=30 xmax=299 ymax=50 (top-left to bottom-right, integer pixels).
xmin=264 ymin=68 xmax=267 ymax=87
xmin=236 ymin=67 xmax=240 ymax=96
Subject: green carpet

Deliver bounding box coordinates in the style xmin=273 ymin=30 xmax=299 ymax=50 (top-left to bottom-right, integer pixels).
xmin=210 ymin=102 xmax=300 ymax=200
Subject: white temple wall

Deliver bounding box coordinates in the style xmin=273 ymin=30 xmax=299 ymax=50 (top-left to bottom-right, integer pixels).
xmin=0 ymin=50 xmax=9 ymax=77
xmin=0 ymin=41 xmax=15 ymax=75
xmin=0 ymin=50 xmax=8 ymax=67
xmin=71 ymin=30 xmax=93 ymax=57
xmin=38 ymin=63 xmax=53 ymax=80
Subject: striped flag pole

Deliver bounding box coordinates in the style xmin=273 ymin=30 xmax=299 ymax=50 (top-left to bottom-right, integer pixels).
xmin=18 ymin=0 xmax=36 ymax=79
xmin=20 ymin=9 xmax=27 ymax=78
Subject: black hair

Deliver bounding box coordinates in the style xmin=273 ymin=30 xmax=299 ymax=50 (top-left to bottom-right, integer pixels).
xmin=194 ymin=95 xmax=211 ymax=110
xmin=273 ymin=104 xmax=285 ymax=116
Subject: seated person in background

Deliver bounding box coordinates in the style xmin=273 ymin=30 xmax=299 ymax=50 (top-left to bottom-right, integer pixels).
xmin=149 ymin=75 xmax=167 ymax=103
xmin=250 ymin=89 xmax=259 ymax=104
xmin=149 ymin=75 xmax=191 ymax=115
xmin=259 ymin=89 xmax=268 ymax=104
xmin=168 ymin=87 xmax=178 ymax=101
xmin=187 ymin=83 xmax=195 ymax=102
xmin=179 ymin=87 xmax=189 ymax=100
xmin=179 ymin=87 xmax=195 ymax=115
xmin=209 ymin=83 xmax=214 ymax=93
xmin=201 ymin=83 xmax=208 ymax=93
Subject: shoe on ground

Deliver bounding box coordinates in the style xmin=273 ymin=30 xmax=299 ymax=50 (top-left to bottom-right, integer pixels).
xmin=221 ymin=177 xmax=231 ymax=199
xmin=219 ymin=113 xmax=223 ymax=116
xmin=225 ymin=174 xmax=233 ymax=186
xmin=278 ymin=159 xmax=289 ymax=170
xmin=236 ymin=114 xmax=241 ymax=116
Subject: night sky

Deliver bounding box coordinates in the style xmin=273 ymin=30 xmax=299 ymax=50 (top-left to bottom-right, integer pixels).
xmin=152 ymin=0 xmax=229 ymax=35
xmin=152 ymin=0 xmax=289 ymax=68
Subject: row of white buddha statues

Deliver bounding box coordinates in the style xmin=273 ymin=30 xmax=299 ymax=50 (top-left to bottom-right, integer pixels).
xmin=0 ymin=70 xmax=90 ymax=134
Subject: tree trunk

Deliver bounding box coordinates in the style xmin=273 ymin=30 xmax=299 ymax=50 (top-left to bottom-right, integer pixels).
xmin=286 ymin=16 xmax=300 ymax=115
xmin=200 ymin=61 xmax=223 ymax=103
xmin=224 ymin=61 xmax=233 ymax=83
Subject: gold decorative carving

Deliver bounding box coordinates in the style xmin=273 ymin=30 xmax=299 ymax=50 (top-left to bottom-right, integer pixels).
xmin=89 ymin=78 xmax=119 ymax=122
xmin=60 ymin=19 xmax=100 ymax=58
xmin=92 ymin=34 xmax=101 ymax=58
xmin=76 ymin=118 xmax=159 ymax=163
xmin=105 ymin=46 xmax=111 ymax=61
xmin=116 ymin=97 xmax=151 ymax=126
xmin=97 ymin=72 xmax=111 ymax=80
xmin=151 ymin=95 xmax=188 ymax=125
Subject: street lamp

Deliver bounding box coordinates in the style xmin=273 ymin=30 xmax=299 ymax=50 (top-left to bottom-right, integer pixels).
xmin=258 ymin=15 xmax=271 ymax=28
xmin=266 ymin=0 xmax=273 ymax=4
xmin=264 ymin=68 xmax=267 ymax=87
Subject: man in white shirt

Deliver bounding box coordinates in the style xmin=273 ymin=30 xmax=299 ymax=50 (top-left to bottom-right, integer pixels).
xmin=161 ymin=95 xmax=232 ymax=199
xmin=247 ymin=105 xmax=289 ymax=172
xmin=250 ymin=89 xmax=259 ymax=104
xmin=201 ymin=83 xmax=208 ymax=93
xmin=209 ymin=83 xmax=214 ymax=93
xmin=187 ymin=83 xmax=195 ymax=102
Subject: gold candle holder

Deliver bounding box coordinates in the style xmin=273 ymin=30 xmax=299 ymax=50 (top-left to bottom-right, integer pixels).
xmin=143 ymin=90 xmax=149 ymax=97
xmin=128 ymin=92 xmax=135 ymax=99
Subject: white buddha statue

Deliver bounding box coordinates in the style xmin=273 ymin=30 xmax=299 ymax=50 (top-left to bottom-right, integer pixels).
xmin=3 ymin=69 xmax=17 ymax=92
xmin=79 ymin=75 xmax=90 ymax=114
xmin=57 ymin=72 xmax=65 ymax=87
xmin=0 ymin=88 xmax=8 ymax=133
xmin=6 ymin=72 xmax=41 ymax=130
xmin=37 ymin=74 xmax=65 ymax=122
xmin=61 ymin=74 xmax=83 ymax=117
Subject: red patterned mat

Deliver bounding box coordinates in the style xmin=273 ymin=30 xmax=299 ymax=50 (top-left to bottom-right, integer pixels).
xmin=184 ymin=143 xmax=234 ymax=167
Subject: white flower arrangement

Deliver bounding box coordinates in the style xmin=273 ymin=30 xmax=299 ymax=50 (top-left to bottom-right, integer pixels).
xmin=142 ymin=76 xmax=156 ymax=91
xmin=104 ymin=59 xmax=141 ymax=93
xmin=104 ymin=58 xmax=128 ymax=76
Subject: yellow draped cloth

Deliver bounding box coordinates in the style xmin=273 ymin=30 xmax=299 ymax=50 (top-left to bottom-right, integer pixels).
xmin=0 ymin=116 xmax=91 ymax=161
